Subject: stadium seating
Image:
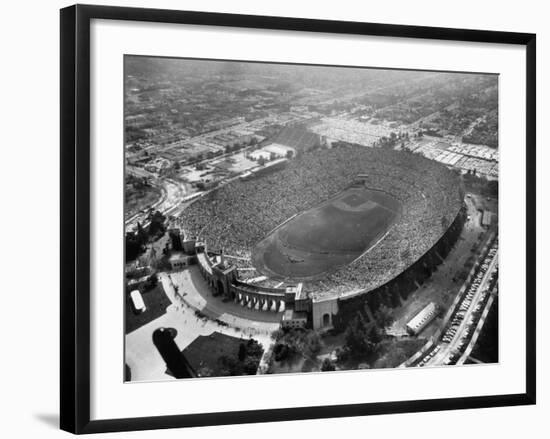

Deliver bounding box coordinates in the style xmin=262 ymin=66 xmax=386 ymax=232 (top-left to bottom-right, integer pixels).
xmin=179 ymin=145 xmax=463 ymax=298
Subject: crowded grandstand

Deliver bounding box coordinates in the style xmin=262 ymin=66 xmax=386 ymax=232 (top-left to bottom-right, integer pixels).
xmin=179 ymin=144 xmax=464 ymax=300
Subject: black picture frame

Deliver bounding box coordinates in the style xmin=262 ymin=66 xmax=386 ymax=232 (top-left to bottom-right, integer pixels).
xmin=60 ymin=4 xmax=536 ymax=434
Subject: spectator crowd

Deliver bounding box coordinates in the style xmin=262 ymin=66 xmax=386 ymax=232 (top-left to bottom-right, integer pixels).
xmin=179 ymin=144 xmax=463 ymax=297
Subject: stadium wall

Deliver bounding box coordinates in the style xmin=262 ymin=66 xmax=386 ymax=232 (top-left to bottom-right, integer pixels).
xmin=196 ymin=244 xmax=287 ymax=310
xmin=311 ymin=298 xmax=339 ymax=330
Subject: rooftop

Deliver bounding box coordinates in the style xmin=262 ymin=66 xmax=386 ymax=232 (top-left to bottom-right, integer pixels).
xmin=168 ymin=251 xmax=191 ymax=261
xmin=282 ymin=309 xmax=308 ymax=321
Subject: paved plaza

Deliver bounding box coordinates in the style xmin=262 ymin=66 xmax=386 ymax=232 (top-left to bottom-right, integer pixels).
xmin=125 ymin=267 xmax=279 ymax=382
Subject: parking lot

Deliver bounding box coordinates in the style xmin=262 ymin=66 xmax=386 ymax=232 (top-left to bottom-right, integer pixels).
xmin=417 ymin=242 xmax=498 ymax=367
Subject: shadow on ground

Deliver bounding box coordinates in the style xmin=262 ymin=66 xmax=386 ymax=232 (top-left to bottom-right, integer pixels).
xmin=34 ymin=413 xmax=58 ymax=429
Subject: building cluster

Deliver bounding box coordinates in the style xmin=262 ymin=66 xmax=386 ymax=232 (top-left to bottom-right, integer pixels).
xmin=310 ymin=116 xmax=406 ymax=146
xmin=409 ymin=138 xmax=498 ymax=180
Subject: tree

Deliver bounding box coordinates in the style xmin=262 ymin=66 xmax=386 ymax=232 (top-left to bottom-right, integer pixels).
xmin=378 ymin=285 xmax=391 ymax=308
xmin=374 ymin=306 xmax=394 ymax=328
xmin=390 ymin=284 xmax=401 ymax=308
xmin=273 ymin=343 xmax=290 ymax=361
xmin=148 ymin=210 xmax=166 ymax=239
xmin=169 ymin=230 xmax=183 ymax=251
xmin=125 ymin=231 xmax=145 ymax=262
xmin=305 ymin=331 xmax=322 ymax=355
xmin=373 ymin=348 xmax=408 ymax=369
xmin=245 ymin=338 xmax=264 ymax=359
xmin=336 ymin=343 xmax=352 ymax=361
xmin=143 ymin=274 xmax=158 ymax=291
xmin=238 ymin=343 xmax=246 ymax=362
xmin=321 ymin=358 xmax=336 ymax=372
xmin=272 ymin=329 xmax=321 ymax=361
xmin=136 ymin=221 xmax=147 ymax=245
xmin=197 ymin=366 xmax=214 ymax=377
xmin=343 ymin=316 xmax=375 ymax=358
xmin=487 ymin=180 xmax=498 ymax=197
xmin=286 ymin=150 xmax=294 ymax=159
xmin=366 ymin=292 xmax=380 ymax=312
xmin=270 ymin=329 xmax=284 ymax=341
xmin=243 ymin=357 xmax=259 ymax=375
xmin=369 ymin=325 xmax=383 ymax=344
xmin=258 ymin=156 xmax=266 ymax=166
xmin=218 ymin=355 xmax=240 ymax=376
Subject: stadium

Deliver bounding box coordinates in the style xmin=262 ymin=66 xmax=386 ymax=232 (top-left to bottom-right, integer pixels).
xmin=179 ymin=139 xmax=465 ymax=329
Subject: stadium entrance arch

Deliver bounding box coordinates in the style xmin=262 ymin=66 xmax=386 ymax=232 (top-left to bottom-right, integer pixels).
xmin=312 ymin=298 xmax=338 ymax=330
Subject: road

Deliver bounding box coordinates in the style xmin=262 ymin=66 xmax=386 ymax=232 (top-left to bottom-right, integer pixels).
xmin=125 ymin=176 xmax=192 ymax=231
xmin=125 ymin=134 xmax=273 ymax=232
xmin=422 ymin=244 xmax=498 ymax=366
xmin=456 ymin=288 xmax=497 ymax=365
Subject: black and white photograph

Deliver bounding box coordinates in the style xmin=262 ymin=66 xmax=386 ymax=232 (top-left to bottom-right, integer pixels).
xmin=0 ymin=0 xmax=542 ymax=436
xmin=124 ymin=56 xmax=500 ymax=381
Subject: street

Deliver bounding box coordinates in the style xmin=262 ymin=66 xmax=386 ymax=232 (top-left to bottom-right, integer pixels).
xmin=420 ymin=243 xmax=498 ymax=366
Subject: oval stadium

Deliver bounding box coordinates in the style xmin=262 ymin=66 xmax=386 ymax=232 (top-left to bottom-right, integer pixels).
xmin=179 ymin=144 xmax=465 ymax=329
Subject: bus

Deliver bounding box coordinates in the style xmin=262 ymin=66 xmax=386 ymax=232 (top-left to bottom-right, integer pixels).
xmin=130 ymin=290 xmax=146 ymax=314
xmin=406 ymin=302 xmax=437 ymax=335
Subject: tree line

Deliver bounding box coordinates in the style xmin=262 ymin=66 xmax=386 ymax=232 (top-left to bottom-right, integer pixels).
xmin=125 ymin=210 xmax=167 ymax=262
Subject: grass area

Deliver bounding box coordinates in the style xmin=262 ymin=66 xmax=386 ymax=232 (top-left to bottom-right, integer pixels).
xmin=125 ymin=283 xmax=171 ymax=334
xmin=371 ymin=338 xmax=426 ymax=368
xmin=268 ymin=353 xmax=323 ymax=374
xmin=268 ymin=356 xmax=310 ymax=374
xmin=266 ymin=329 xmax=324 ymax=374
xmin=318 ymin=331 xmax=346 ymax=355
xmin=267 ymin=328 xmax=426 ymax=373
xmin=182 ymin=332 xmax=263 ymax=377
xmin=333 ymin=336 xmax=426 ymax=370
xmin=254 ymin=187 xmax=400 ymax=280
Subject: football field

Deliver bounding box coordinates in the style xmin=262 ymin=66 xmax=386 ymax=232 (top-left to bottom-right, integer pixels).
xmin=252 ymin=187 xmax=401 ymax=280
